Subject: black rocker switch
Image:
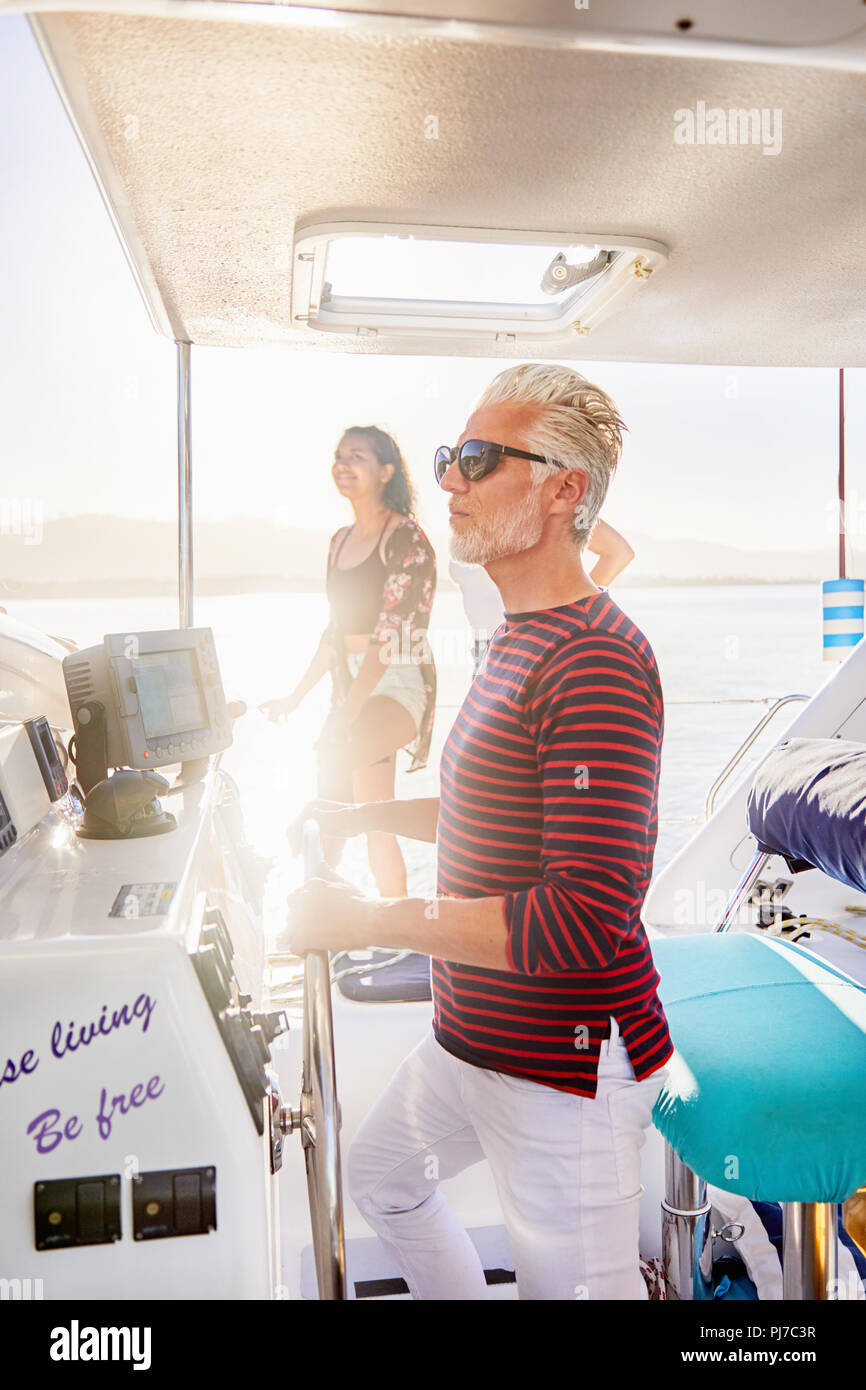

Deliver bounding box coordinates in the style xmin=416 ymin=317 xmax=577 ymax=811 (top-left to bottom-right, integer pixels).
xmin=34 ymin=1174 xmax=121 ymax=1250
xmin=133 ymin=1166 xmax=216 ymax=1240
xmin=174 ymin=1172 xmax=203 ymax=1235
xmin=77 ymin=1182 xmax=107 ymax=1243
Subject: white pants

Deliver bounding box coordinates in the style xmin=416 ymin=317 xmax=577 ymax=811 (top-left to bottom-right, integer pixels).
xmin=347 ymin=1021 xmax=668 ymax=1300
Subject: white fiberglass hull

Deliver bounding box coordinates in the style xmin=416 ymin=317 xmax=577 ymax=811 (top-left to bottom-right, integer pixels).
xmin=0 ymin=611 xmax=73 ymax=732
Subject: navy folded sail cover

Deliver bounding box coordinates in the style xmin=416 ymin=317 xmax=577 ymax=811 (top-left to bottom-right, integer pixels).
xmin=747 ymin=736 xmax=866 ymax=892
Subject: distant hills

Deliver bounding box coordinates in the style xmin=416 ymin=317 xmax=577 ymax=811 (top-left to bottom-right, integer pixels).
xmin=0 ymin=514 xmax=844 ymax=597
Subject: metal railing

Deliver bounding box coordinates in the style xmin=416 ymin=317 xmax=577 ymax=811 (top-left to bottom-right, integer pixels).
xmin=704 ymin=693 xmax=810 ymax=819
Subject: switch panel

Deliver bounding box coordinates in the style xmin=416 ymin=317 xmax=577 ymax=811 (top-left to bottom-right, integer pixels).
xmin=132 ymin=1166 xmax=216 ymax=1241
xmin=34 ymin=1174 xmax=121 ymax=1250
xmin=191 ymin=905 xmax=286 ymax=1136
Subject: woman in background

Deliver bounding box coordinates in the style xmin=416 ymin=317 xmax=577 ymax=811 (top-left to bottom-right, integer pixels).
xmin=451 ymin=516 xmax=635 ymax=673
xmin=260 ymin=427 xmax=436 ymax=897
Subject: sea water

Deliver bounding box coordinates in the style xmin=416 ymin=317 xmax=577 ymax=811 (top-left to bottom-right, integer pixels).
xmin=7 ymin=584 xmax=833 ymax=901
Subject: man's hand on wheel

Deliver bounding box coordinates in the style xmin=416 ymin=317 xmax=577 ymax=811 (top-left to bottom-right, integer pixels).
xmin=287 ymin=799 xmax=363 ymax=855
xmin=282 ymin=875 xmax=372 ymax=956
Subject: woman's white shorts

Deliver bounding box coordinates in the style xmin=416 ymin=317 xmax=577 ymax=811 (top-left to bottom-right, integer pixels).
xmin=346 ymin=650 xmax=426 ymax=735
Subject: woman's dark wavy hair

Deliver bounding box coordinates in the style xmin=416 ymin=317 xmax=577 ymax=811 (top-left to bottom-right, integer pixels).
xmin=341 ymin=426 xmax=416 ymax=518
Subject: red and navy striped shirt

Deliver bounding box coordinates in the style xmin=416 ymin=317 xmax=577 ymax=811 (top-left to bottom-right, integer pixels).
xmin=433 ymin=590 xmax=673 ymax=1097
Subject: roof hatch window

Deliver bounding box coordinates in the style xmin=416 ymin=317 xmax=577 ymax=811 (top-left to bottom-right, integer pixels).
xmin=292 ymin=223 xmax=667 ymax=340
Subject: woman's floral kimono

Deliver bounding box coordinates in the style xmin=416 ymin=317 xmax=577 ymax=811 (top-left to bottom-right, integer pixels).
xmin=323 ymin=516 xmax=437 ymax=772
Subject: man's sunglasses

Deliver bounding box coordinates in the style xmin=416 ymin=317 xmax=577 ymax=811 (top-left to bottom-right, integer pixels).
xmin=434 ymin=439 xmax=565 ymax=485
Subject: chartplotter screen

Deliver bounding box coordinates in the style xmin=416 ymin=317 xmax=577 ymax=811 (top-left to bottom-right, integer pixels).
xmin=134 ymin=650 xmax=208 ymax=740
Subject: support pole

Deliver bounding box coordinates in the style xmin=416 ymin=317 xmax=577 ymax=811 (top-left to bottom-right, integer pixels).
xmin=838 ymin=367 xmax=846 ymax=581
xmin=782 ymin=1203 xmax=838 ymax=1299
xmin=661 ymin=1145 xmax=713 ymax=1300
xmin=177 ymin=340 xmax=193 ymax=629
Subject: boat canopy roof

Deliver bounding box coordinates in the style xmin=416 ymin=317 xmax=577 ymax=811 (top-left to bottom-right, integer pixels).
xmin=8 ymin=0 xmax=866 ymax=365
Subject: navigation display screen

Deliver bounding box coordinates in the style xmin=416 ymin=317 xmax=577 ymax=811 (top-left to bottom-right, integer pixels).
xmin=134 ymin=650 xmax=207 ymax=740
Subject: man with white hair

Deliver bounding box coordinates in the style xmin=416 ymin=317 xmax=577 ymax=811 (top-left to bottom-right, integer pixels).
xmin=286 ymin=362 xmax=673 ymax=1299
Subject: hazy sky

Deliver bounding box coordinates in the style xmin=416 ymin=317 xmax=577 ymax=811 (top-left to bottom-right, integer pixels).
xmin=2 ymin=13 xmax=864 ymax=561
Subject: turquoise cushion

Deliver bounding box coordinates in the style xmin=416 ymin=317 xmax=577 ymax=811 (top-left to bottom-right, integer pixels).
xmin=651 ymin=934 xmax=866 ymax=1203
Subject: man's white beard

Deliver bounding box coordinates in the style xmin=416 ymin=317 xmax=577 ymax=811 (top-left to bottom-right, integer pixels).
xmin=449 ymin=488 xmax=545 ymax=566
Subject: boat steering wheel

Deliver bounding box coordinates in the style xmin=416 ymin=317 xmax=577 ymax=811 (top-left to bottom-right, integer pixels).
xmin=280 ymin=820 xmax=346 ymax=1299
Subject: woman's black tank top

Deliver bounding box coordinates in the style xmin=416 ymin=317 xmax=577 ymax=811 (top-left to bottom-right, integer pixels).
xmin=326 ymin=518 xmax=391 ymax=636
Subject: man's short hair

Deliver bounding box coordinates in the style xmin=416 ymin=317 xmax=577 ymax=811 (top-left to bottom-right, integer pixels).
xmin=474 ymin=363 xmax=626 ymax=547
